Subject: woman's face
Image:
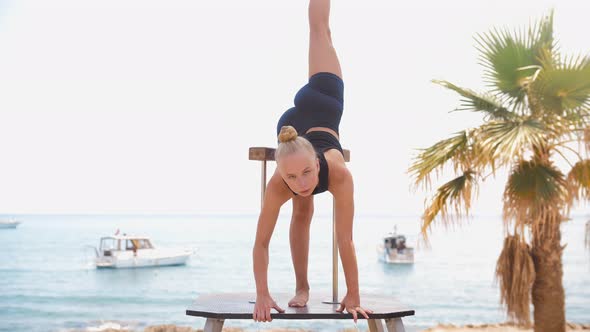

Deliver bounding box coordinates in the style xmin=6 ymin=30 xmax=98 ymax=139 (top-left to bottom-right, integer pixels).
xmin=277 ymin=150 xmax=319 ymax=197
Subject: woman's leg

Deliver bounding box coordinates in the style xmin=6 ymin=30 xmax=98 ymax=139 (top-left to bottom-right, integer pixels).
xmin=308 ymin=0 xmax=342 ymax=79
xmin=288 ymin=194 xmax=314 ymax=307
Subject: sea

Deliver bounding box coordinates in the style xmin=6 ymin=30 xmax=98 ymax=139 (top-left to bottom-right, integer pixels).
xmin=0 ymin=213 xmax=588 ymax=332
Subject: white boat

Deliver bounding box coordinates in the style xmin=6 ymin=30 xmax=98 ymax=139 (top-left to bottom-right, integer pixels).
xmin=0 ymin=219 xmax=21 ymax=229
xmin=92 ymin=233 xmax=194 ymax=268
xmin=377 ymin=226 xmax=414 ymax=264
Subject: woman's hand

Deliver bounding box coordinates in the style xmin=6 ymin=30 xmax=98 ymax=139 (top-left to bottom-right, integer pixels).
xmin=336 ymin=292 xmax=373 ymax=323
xmin=253 ymin=293 xmax=285 ymax=322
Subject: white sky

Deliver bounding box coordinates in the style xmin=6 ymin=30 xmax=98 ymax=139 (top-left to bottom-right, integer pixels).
xmin=0 ymin=0 xmax=589 ymax=216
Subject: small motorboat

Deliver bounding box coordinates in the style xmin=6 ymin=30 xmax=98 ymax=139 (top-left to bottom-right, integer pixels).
xmin=92 ymin=232 xmax=194 ymax=268
xmin=377 ymin=226 xmax=414 ymax=264
xmin=0 ymin=219 xmax=21 ymax=229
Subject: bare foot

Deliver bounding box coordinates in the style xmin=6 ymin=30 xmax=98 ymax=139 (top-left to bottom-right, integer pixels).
xmin=288 ymin=289 xmax=309 ymax=307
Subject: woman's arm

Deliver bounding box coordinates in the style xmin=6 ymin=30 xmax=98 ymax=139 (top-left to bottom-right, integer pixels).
xmin=328 ymin=159 xmax=372 ymax=322
xmin=252 ymin=170 xmax=291 ymax=321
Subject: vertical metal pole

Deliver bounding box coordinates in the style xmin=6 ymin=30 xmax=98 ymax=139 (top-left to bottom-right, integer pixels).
xmin=322 ymin=197 xmax=340 ymax=305
xmin=332 ymin=198 xmax=338 ymax=303
xmin=261 ymin=160 xmax=267 ymax=208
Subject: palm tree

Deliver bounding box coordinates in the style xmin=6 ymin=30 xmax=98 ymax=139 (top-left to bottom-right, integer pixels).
xmin=408 ymin=11 xmax=590 ymax=332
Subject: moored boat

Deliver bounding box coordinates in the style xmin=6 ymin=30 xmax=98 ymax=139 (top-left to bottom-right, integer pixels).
xmin=92 ymin=233 xmax=194 ymax=268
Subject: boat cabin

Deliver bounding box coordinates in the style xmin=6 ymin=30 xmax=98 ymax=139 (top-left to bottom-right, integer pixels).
xmin=384 ymin=234 xmax=407 ymax=250
xmin=99 ymin=235 xmax=154 ymax=256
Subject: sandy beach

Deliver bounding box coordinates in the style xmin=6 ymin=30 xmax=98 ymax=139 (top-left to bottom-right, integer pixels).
xmin=420 ymin=322 xmax=590 ymax=331
xmin=85 ymin=322 xmax=590 ymax=332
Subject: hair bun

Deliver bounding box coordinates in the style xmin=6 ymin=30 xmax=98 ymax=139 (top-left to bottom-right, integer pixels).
xmin=278 ymin=126 xmax=298 ymax=143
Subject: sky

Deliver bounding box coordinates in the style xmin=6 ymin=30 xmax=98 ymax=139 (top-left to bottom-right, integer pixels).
xmin=0 ymin=0 xmax=589 ymax=217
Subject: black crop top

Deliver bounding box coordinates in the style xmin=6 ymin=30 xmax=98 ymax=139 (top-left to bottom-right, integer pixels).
xmin=285 ymin=130 xmax=343 ymax=196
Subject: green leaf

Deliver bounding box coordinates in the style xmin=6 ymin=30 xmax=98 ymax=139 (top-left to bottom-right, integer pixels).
xmin=531 ymin=55 xmax=590 ymax=113
xmin=566 ymin=159 xmax=590 ymax=204
xmin=409 ymin=131 xmax=469 ymax=186
xmin=433 ymin=80 xmax=515 ymax=120
xmin=503 ymin=159 xmax=568 ymax=223
xmin=479 ymin=119 xmax=547 ymax=164
xmin=421 ymin=171 xmax=477 ymax=236
xmin=475 ymin=11 xmax=555 ymax=109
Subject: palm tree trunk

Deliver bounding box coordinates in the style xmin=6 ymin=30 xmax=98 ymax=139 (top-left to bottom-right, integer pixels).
xmin=531 ymin=222 xmax=566 ymax=332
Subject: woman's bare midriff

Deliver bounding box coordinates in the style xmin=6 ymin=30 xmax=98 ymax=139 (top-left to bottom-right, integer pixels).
xmin=305 ymin=127 xmax=340 ymax=140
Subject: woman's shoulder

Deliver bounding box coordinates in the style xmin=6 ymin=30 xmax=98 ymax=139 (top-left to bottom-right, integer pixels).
xmin=326 ymin=151 xmax=352 ymax=185
xmin=324 ymin=148 xmax=347 ymax=165
xmin=265 ymin=170 xmax=294 ymax=201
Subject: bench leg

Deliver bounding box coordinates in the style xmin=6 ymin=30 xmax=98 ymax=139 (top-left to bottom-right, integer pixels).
xmin=204 ymin=318 xmax=224 ymax=332
xmin=384 ymin=318 xmax=405 ymax=332
xmin=368 ymin=319 xmax=385 ymax=332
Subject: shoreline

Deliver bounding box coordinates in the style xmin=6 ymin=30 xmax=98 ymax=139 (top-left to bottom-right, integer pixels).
xmin=421 ymin=322 xmax=590 ymax=332
xmin=78 ymin=322 xmax=590 ymax=332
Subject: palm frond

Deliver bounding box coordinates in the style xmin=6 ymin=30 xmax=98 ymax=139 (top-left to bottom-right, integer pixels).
xmin=503 ymin=159 xmax=568 ymax=233
xmin=475 ymin=11 xmax=555 ymax=110
xmin=531 ymin=55 xmax=590 ymax=114
xmin=541 ymin=108 xmax=590 ymax=148
xmin=476 ymin=30 xmax=536 ymax=108
xmin=409 ymin=131 xmax=469 ymax=188
xmin=530 ymin=10 xmax=555 ymax=60
xmin=479 ymin=119 xmax=548 ymax=165
xmin=433 ymin=80 xmax=515 ymax=120
xmin=495 ymin=235 xmax=535 ymax=326
xmin=566 ymin=159 xmax=590 ymax=205
xmin=421 ymin=171 xmax=477 ymax=240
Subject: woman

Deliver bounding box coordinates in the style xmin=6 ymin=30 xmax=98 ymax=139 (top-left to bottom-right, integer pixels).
xmin=252 ymin=0 xmax=372 ymax=323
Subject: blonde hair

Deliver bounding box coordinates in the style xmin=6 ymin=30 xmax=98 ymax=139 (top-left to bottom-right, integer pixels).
xmin=275 ymin=126 xmax=316 ymax=162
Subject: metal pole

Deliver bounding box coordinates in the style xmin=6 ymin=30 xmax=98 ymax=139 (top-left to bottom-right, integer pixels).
xmin=332 ymin=198 xmax=338 ymax=303
xmin=321 ymin=197 xmax=340 ymax=305
xmin=261 ymin=160 xmax=267 ymax=207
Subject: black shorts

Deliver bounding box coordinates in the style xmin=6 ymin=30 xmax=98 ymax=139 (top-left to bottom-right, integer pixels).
xmin=276 ymin=72 xmax=344 ymax=137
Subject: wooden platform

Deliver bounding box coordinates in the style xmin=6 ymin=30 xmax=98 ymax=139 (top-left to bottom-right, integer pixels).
xmin=249 ymin=147 xmax=350 ymax=162
xmin=186 ymin=292 xmax=414 ymax=331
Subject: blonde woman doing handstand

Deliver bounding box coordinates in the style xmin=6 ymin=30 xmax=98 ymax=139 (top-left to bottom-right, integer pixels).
xmin=252 ymin=0 xmax=372 ymax=323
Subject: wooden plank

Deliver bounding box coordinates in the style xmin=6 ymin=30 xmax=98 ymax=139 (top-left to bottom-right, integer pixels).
xmin=249 ymin=147 xmax=275 ymax=161
xmin=186 ymin=292 xmax=414 ymax=320
xmin=342 ymin=149 xmax=350 ymax=162
xmin=249 ymin=147 xmax=350 ymax=162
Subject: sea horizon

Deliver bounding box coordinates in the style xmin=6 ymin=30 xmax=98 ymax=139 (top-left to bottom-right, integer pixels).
xmin=0 ymin=213 xmax=588 ymax=332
